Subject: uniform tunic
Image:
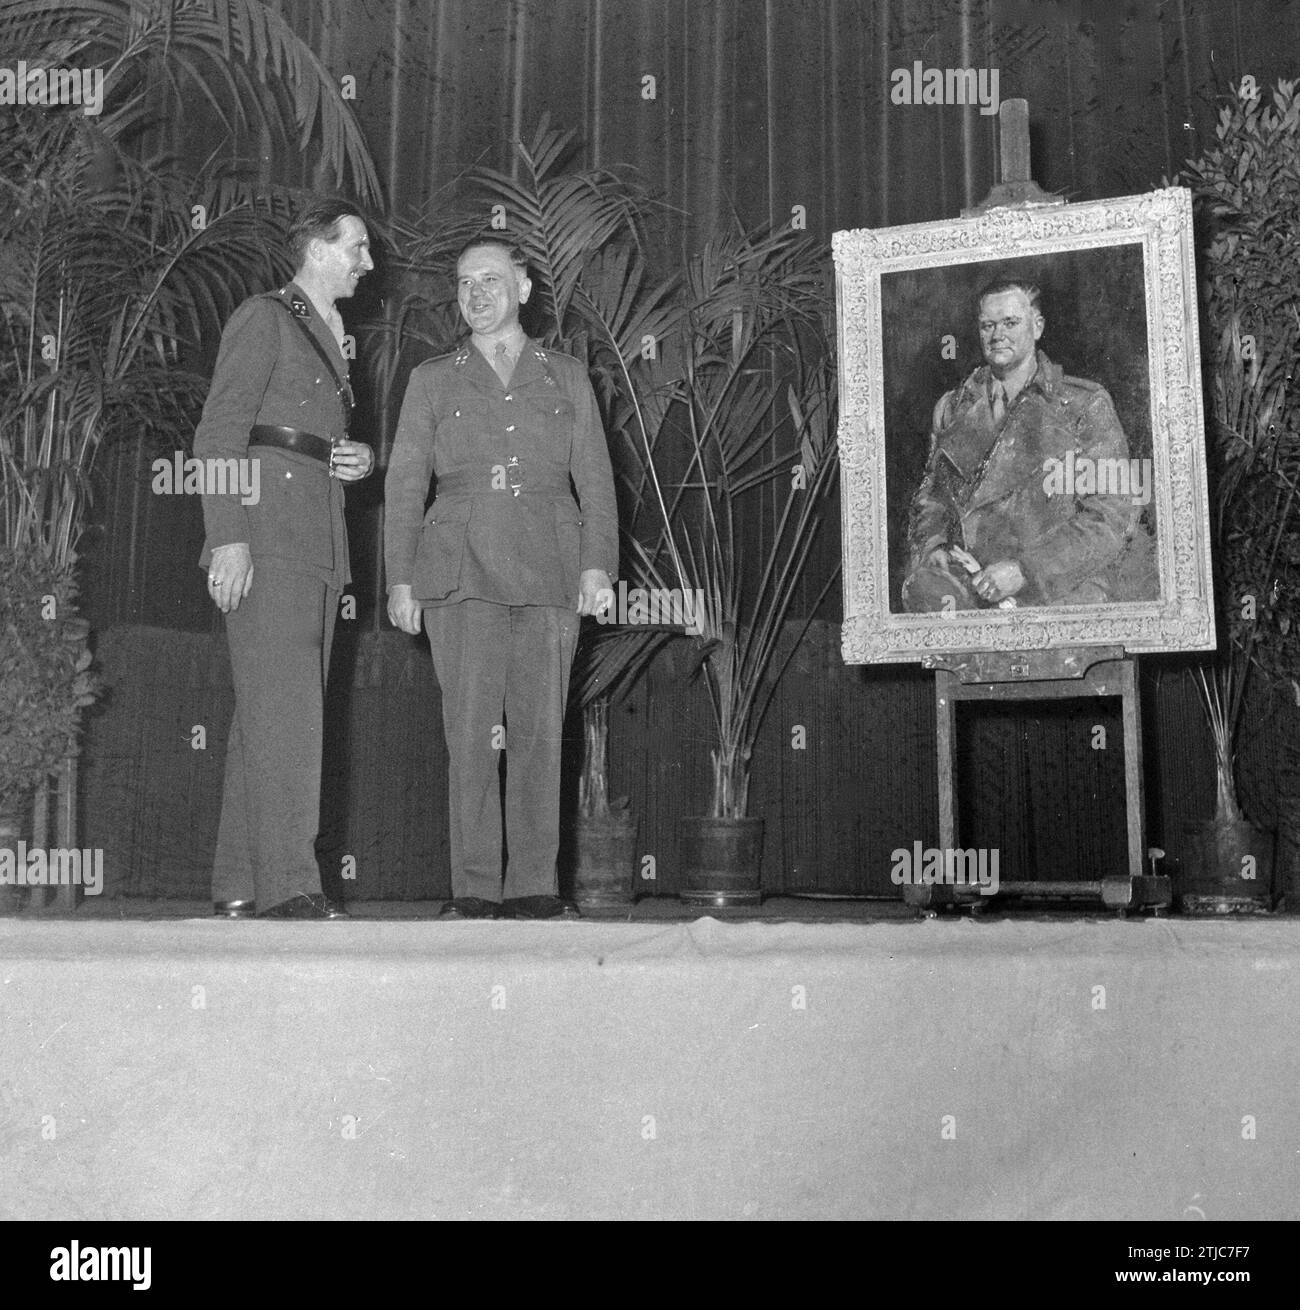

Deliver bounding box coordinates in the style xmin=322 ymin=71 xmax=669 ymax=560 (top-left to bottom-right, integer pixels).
xmin=385 ymin=339 xmax=618 ymax=602
xmin=903 ymin=350 xmax=1148 ymax=609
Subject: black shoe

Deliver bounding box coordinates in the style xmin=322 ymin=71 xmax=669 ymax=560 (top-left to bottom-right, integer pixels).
xmin=257 ymin=893 xmax=347 ymax=920
xmin=213 ymin=899 xmax=256 ymax=919
xmin=438 ymin=897 xmax=502 ymax=920
xmin=502 ymin=895 xmax=582 ymax=920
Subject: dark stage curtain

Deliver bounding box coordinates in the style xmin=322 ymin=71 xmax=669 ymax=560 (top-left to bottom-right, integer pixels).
xmin=69 ymin=0 xmax=1300 ymax=898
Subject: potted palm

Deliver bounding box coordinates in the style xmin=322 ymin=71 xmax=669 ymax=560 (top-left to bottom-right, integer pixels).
xmin=629 ymin=225 xmax=840 ymax=906
xmin=1176 ymin=79 xmax=1300 ymax=913
xmin=0 ymin=547 xmax=100 ymax=913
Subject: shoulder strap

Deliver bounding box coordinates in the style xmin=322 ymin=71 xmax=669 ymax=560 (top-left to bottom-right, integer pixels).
xmin=260 ymin=291 xmax=352 ymax=432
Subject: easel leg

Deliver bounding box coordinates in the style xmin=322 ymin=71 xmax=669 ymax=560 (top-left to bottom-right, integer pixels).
xmin=937 ymin=670 xmax=958 ymax=854
xmin=907 ymin=671 xmax=960 ymax=912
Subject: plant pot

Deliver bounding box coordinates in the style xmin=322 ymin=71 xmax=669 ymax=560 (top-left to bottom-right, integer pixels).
xmin=1176 ymin=816 xmax=1275 ymax=915
xmin=564 ymin=810 xmax=638 ymax=908
xmin=0 ymin=795 xmax=32 ymax=916
xmin=679 ymin=815 xmax=764 ymax=908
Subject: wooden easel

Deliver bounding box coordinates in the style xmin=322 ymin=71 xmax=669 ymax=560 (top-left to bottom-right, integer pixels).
xmin=905 ymin=102 xmax=1171 ymax=916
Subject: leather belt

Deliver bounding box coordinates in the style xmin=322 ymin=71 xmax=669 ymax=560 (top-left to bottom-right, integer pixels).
xmin=249 ymin=424 xmax=333 ymax=464
xmin=436 ymin=468 xmax=571 ymax=497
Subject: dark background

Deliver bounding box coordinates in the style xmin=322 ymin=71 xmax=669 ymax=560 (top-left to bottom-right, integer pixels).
xmin=881 ymin=242 xmax=1153 ymax=609
xmin=69 ymin=0 xmax=1300 ymax=901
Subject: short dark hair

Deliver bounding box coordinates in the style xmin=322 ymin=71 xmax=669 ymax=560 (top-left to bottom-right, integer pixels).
xmin=287 ymin=199 xmax=366 ymax=270
xmin=977 ymin=277 xmax=1042 ymax=314
xmin=455 ymin=235 xmax=530 ymax=274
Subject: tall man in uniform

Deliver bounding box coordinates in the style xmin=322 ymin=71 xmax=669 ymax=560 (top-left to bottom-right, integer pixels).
xmin=195 ymin=199 xmax=375 ymax=919
xmin=902 ymin=277 xmax=1153 ymax=611
xmin=385 ymin=239 xmax=619 ymax=920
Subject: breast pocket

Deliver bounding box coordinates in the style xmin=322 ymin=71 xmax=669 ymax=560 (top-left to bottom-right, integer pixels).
xmin=435 ymin=400 xmax=491 ymax=465
xmin=522 ymin=396 xmax=575 ymax=460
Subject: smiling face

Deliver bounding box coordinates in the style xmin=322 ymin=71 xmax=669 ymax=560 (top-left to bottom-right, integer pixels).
xmin=456 ymin=244 xmax=531 ymax=338
xmin=977 ymin=288 xmax=1044 ymax=378
xmin=312 ymin=215 xmax=373 ymax=301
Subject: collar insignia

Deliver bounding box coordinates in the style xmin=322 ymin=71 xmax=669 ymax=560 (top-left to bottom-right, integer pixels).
xmin=289 ymin=295 xmax=311 ymax=320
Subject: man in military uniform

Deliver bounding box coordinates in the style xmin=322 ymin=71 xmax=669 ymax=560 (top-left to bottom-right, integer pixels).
xmin=195 ymin=198 xmax=375 ymax=919
xmin=902 ymin=277 xmax=1154 ymax=611
xmin=385 ymin=239 xmax=618 ymax=920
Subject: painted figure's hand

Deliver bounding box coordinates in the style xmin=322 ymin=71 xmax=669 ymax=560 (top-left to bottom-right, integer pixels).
xmin=972 ymin=559 xmax=1025 ymax=603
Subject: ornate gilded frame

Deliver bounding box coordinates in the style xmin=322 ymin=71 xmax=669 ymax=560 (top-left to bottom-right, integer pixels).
xmin=833 ymin=187 xmax=1215 ymax=664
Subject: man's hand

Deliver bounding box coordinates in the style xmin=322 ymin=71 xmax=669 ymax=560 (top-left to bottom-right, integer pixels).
xmin=387 ymin=583 xmax=423 ymax=635
xmin=972 ymin=559 xmax=1025 ymax=603
xmin=208 ymin=542 xmax=254 ymax=613
xmin=331 ymin=440 xmax=374 ymax=482
xmin=577 ymin=569 xmax=614 ymax=618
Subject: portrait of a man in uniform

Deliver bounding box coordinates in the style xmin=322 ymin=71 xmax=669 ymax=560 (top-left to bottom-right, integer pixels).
xmin=880 ymin=251 xmax=1159 ymax=616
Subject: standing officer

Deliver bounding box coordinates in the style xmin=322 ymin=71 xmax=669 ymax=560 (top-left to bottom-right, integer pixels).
xmin=195 ymin=198 xmax=375 ymax=919
xmin=385 ymin=238 xmax=619 ymax=920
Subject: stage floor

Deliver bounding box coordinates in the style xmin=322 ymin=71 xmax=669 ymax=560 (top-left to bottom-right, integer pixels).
xmin=3 ymin=912 xmax=1298 ymax=1220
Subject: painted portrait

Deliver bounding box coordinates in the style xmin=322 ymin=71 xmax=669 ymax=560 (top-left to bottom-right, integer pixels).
xmin=834 ymin=189 xmax=1216 ymax=663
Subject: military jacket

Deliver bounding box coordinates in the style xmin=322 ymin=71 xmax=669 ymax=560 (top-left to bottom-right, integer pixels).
xmin=193 ymin=282 xmax=351 ymax=588
xmin=384 ymin=339 xmax=619 ymax=607
xmin=906 ymin=351 xmax=1140 ymax=605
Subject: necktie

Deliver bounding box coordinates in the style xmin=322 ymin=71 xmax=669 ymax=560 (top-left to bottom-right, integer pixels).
xmin=990 ymin=382 xmax=1006 ymax=427
xmin=492 ymin=341 xmax=513 ymax=386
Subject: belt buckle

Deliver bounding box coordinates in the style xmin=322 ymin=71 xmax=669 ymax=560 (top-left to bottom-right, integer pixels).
xmin=506 ymin=455 xmax=524 ymax=497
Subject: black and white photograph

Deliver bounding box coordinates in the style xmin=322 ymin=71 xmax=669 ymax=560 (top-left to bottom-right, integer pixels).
xmin=2 ymin=0 xmax=1299 ymax=1263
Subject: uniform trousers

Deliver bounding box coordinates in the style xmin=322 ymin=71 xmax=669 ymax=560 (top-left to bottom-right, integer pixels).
xmin=213 ymin=562 xmax=339 ymax=907
xmin=425 ymin=598 xmax=579 ymax=902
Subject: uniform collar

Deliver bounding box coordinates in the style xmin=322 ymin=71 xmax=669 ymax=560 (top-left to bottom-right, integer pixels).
xmin=280 ymin=281 xmax=348 ymax=370
xmin=966 ymin=350 xmax=1061 ymax=403
xmin=452 ymin=335 xmax=551 ymax=388
xmin=939 ymin=351 xmax=1060 ymax=479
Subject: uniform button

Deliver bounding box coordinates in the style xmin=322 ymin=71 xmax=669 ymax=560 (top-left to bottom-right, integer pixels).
xmin=285 ymin=471 xmax=293 ymax=479
xmin=506 ymin=425 xmax=515 ymax=432
xmin=504 ymin=394 xmax=512 ymax=401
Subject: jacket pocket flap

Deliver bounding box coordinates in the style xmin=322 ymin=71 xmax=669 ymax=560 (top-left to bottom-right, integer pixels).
xmin=427 ymin=498 xmax=473 ymax=526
